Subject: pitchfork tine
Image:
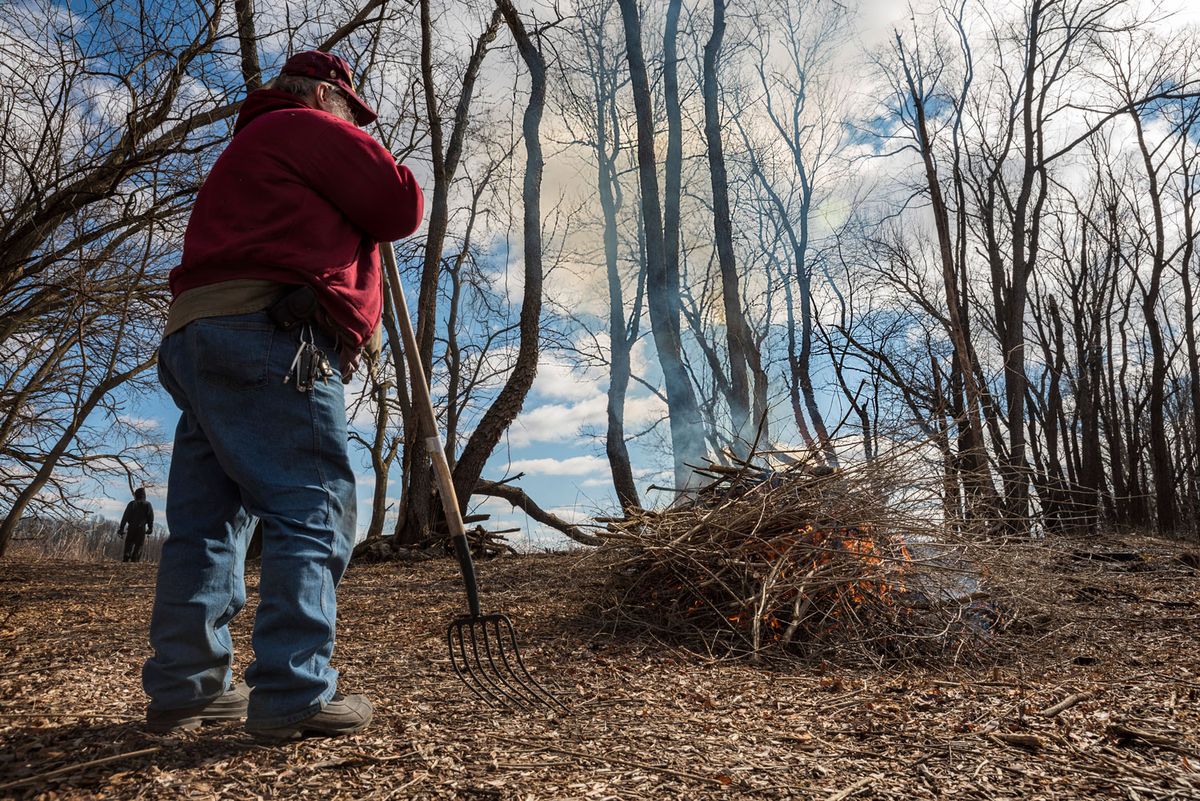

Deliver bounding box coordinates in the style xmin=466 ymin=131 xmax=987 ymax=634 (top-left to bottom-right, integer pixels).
xmin=476 ymin=620 xmax=540 ymax=709
xmin=448 ymin=624 xmax=504 ymax=708
xmin=485 ymin=619 xmax=544 ymax=709
xmin=493 ymin=617 xmax=569 ymax=713
xmin=468 ymin=621 xmax=530 ymax=710
xmin=449 ymin=615 xmax=561 ymax=711
xmin=382 ymin=241 xmax=567 ymax=714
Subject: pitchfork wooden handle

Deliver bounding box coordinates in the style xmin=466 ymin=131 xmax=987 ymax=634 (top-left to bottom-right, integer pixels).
xmin=380 ymin=241 xmax=482 ymax=618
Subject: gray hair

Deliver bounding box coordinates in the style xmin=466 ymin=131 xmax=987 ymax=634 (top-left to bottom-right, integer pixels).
xmin=265 ymin=73 xmax=355 ymax=123
xmin=265 ymin=73 xmax=322 ymax=99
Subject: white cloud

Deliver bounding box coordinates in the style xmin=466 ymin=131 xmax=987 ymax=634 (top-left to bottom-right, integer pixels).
xmin=624 ymin=393 xmax=669 ymax=430
xmin=531 ymin=356 xmax=607 ymax=401
xmin=507 ymin=388 xmax=667 ymax=448
xmin=356 ymin=471 xmax=377 ymax=492
xmin=508 ymin=342 xmax=668 ymax=448
xmin=579 ymin=476 xmax=613 ymax=488
xmin=117 ymin=415 xmax=159 ymax=432
xmin=508 ymin=394 xmax=607 ymax=447
xmin=543 ymin=258 xmax=611 ymax=317
xmin=506 ymin=454 xmax=608 ymax=477
xmin=82 ymin=496 xmax=130 ymax=521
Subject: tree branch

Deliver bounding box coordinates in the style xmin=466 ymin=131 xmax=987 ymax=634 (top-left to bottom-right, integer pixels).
xmin=475 ymin=479 xmax=602 ymax=546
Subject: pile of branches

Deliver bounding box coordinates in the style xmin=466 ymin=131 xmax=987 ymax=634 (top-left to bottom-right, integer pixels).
xmin=353 ymin=522 xmax=517 ymax=563
xmin=597 ymin=451 xmax=994 ymax=665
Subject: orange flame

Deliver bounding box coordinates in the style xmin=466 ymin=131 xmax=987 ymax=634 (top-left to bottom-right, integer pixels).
xmin=684 ymin=523 xmax=913 ymax=643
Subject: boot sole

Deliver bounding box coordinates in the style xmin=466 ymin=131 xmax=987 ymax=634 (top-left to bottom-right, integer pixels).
xmin=247 ymin=712 xmax=373 ymax=742
xmin=145 ymin=708 xmax=247 ymax=734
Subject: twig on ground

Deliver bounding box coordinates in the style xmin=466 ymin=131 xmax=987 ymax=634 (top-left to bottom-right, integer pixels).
xmin=823 ymin=774 xmax=879 ymax=801
xmin=0 ymin=746 xmax=162 ymax=791
xmin=1039 ymin=691 xmax=1092 ymax=718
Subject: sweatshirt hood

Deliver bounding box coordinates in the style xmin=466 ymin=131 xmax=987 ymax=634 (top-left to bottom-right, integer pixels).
xmin=233 ymin=89 xmax=313 ymax=135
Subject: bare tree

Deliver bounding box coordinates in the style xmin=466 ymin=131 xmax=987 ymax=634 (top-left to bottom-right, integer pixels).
xmin=0 ymin=0 xmax=381 ymax=553
xmin=450 ymin=0 xmax=551 ymax=509
xmin=616 ymin=0 xmax=708 ymax=490
xmin=737 ymin=0 xmax=852 ymax=466
xmin=399 ymin=1 xmax=504 ymax=543
xmin=702 ymin=0 xmax=756 ymax=452
xmin=552 ymin=0 xmax=645 ymax=510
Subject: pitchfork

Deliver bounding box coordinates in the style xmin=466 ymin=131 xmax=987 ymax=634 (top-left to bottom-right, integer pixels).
xmin=380 ymin=242 xmax=567 ymax=714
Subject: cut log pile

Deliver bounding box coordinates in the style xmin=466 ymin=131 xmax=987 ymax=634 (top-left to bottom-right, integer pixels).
xmin=597 ymin=451 xmax=989 ymax=664
xmin=462 ymin=524 xmax=519 ymax=558
xmin=352 ymin=516 xmax=517 ymax=562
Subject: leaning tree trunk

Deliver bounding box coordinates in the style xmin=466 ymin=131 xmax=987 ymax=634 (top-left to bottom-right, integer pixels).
xmin=451 ymin=0 xmax=546 ymax=506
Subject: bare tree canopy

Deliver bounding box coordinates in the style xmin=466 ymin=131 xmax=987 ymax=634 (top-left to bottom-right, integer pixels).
xmin=3 ymin=0 xmax=1200 ymax=556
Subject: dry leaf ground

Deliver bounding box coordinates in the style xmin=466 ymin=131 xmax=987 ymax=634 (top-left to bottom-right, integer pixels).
xmin=2 ymin=534 xmax=1199 ymax=800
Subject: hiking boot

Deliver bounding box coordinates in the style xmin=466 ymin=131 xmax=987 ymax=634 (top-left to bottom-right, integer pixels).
xmin=145 ymin=682 xmax=250 ymax=733
xmin=246 ymin=693 xmax=373 ymax=742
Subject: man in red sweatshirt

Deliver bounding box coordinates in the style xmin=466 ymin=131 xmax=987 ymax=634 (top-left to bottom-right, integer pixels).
xmin=142 ymin=51 xmax=423 ymax=740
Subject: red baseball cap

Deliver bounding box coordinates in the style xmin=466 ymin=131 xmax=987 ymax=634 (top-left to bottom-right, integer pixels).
xmin=280 ymin=50 xmax=377 ymax=127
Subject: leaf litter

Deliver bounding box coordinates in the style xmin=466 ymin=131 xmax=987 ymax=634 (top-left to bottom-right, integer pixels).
xmin=0 ymin=533 xmax=1198 ymax=800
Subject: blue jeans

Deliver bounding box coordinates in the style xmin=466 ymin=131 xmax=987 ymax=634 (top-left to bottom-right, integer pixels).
xmin=143 ymin=312 xmax=357 ymax=727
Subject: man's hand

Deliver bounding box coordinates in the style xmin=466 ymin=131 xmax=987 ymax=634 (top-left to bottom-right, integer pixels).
xmin=339 ymin=343 xmax=362 ymax=384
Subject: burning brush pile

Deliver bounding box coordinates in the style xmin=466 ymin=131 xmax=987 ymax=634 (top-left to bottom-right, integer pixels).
xmin=597 ymin=452 xmax=994 ymax=665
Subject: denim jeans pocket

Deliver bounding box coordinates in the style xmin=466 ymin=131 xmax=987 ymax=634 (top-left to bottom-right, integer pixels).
xmin=193 ymin=317 xmax=276 ymax=391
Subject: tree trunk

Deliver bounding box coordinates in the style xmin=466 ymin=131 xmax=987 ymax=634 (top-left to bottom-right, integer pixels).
xmin=234 ymin=0 xmax=262 ymax=90
xmin=1131 ymin=108 xmax=1177 ymax=535
xmin=400 ymin=5 xmax=502 ymax=543
xmin=894 ymin=33 xmax=997 ymax=521
xmin=702 ymin=0 xmax=753 ymax=452
xmin=363 ymin=379 xmax=395 ymax=542
xmin=1180 ymin=160 xmax=1200 ymax=532
xmin=662 ymin=0 xmax=684 ymax=326
xmin=616 ymin=0 xmax=707 ymax=489
xmin=593 ymin=40 xmax=641 ymax=510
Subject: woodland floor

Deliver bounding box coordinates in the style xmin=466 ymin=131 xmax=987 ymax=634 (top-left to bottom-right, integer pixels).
xmin=2 ymin=535 xmax=1200 ymax=800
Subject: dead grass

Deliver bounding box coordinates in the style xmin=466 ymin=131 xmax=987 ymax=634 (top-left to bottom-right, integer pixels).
xmin=1 ymin=534 xmax=1198 ymax=799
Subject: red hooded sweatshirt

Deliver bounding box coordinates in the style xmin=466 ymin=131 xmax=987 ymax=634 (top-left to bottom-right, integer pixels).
xmin=169 ymin=90 xmax=424 ymax=349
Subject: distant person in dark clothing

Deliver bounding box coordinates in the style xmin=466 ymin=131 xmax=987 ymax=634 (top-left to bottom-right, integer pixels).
xmin=119 ymin=488 xmax=154 ymax=562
